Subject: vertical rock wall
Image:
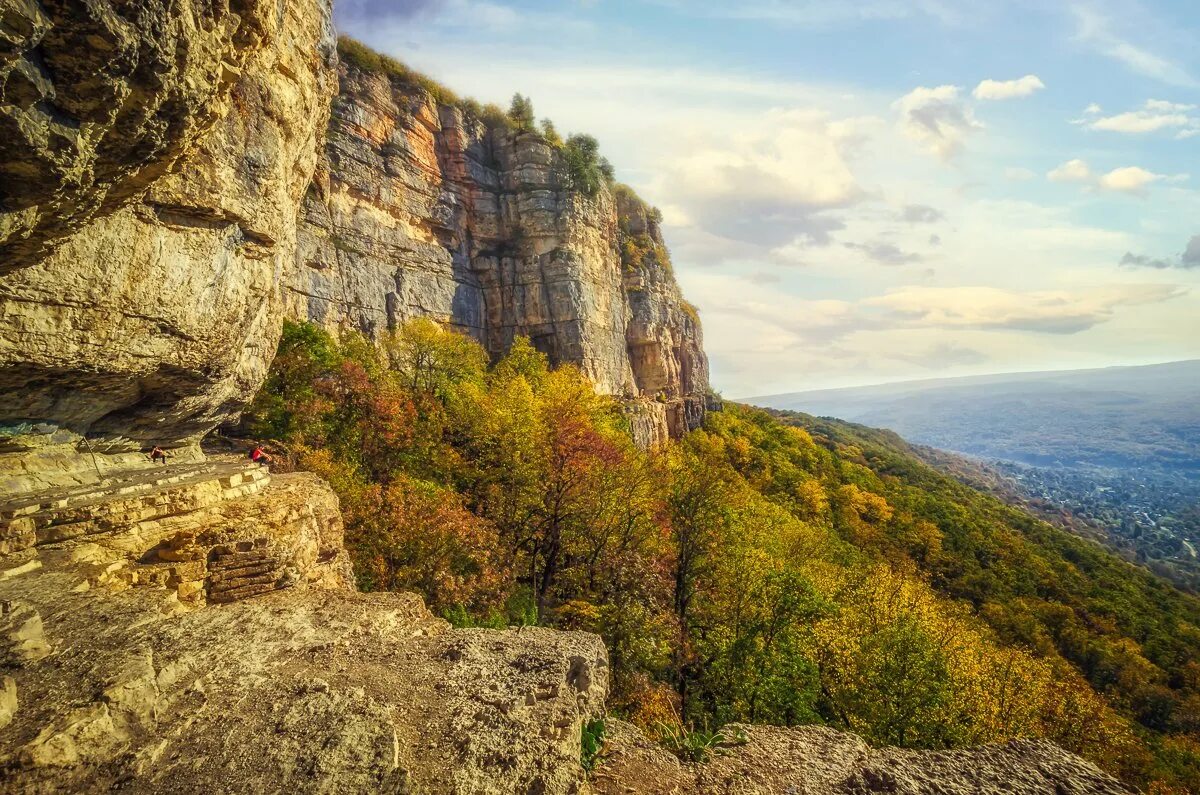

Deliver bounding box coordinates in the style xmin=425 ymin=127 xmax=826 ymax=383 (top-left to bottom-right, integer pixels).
xmin=289 ymin=60 xmax=710 ymax=444
xmin=0 ymin=0 xmax=337 ymax=482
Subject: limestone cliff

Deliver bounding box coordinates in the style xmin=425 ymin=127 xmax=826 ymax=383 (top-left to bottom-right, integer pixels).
xmin=0 ymin=0 xmax=337 ymax=491
xmin=287 ymin=55 xmax=710 ymax=444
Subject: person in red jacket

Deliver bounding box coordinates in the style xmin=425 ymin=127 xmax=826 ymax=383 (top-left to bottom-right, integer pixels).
xmin=249 ymin=446 xmax=274 ymax=467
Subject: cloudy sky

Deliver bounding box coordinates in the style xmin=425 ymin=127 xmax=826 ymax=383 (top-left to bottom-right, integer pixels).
xmin=336 ymin=0 xmax=1200 ymax=396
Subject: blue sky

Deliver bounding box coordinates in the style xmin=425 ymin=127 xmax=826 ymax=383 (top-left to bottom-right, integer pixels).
xmin=335 ymin=0 xmax=1200 ymax=396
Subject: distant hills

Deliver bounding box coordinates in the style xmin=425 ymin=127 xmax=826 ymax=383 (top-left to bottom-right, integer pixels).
xmin=749 ymin=360 xmax=1200 ymax=590
xmin=747 ymin=360 xmax=1200 ymax=471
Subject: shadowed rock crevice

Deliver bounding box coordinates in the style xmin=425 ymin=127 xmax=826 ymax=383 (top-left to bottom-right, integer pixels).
xmin=0 ymin=0 xmax=338 ymax=481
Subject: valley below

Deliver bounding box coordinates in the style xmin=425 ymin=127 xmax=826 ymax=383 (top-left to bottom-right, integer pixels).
xmin=753 ymin=361 xmax=1200 ymax=591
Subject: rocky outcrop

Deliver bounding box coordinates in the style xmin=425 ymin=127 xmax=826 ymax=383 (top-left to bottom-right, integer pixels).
xmin=288 ymin=57 xmax=709 ymax=444
xmin=593 ymin=721 xmax=1136 ymax=794
xmin=2 ymin=0 xmax=275 ymax=273
xmin=0 ymin=472 xmax=609 ymax=794
xmin=0 ymin=566 xmax=608 ymax=795
xmin=0 ymin=0 xmax=338 ymax=488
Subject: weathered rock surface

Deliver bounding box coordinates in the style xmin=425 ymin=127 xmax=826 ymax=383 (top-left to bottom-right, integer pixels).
xmin=594 ymin=721 xmax=1137 ymax=795
xmin=0 ymin=0 xmax=338 ymax=482
xmin=1 ymin=0 xmax=272 ymax=272
xmin=288 ymin=60 xmax=710 ymax=444
xmin=0 ymin=470 xmax=608 ymax=794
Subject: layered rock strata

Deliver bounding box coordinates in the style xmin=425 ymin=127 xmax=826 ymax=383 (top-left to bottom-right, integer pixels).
xmin=288 ymin=58 xmax=709 ymax=444
xmin=0 ymin=0 xmax=338 ymax=489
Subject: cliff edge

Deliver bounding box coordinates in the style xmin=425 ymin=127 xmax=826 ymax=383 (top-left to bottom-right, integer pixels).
xmin=288 ymin=52 xmax=709 ymax=445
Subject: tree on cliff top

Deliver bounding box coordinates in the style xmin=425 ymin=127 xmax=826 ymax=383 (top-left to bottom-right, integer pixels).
xmin=508 ymin=93 xmax=536 ymax=131
xmin=564 ymin=134 xmax=616 ymax=196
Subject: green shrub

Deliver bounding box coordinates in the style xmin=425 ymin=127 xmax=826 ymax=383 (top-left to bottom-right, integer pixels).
xmin=580 ymin=718 xmax=607 ymax=772
xmin=656 ymin=722 xmax=748 ymax=763
xmin=337 ymin=36 xmax=462 ymax=107
xmin=540 ymin=118 xmax=563 ymax=147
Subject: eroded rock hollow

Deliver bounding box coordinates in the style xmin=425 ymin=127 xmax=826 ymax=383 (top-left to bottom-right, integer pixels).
xmin=0 ymin=0 xmax=338 ymax=490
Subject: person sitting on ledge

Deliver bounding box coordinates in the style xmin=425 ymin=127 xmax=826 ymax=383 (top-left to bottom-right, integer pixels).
xmin=249 ymin=446 xmax=274 ymax=467
xmin=147 ymin=446 xmax=169 ymax=465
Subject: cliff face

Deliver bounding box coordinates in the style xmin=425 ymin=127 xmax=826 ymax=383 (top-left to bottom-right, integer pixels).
xmin=0 ymin=0 xmax=337 ymax=489
xmin=288 ymin=61 xmax=709 ymax=444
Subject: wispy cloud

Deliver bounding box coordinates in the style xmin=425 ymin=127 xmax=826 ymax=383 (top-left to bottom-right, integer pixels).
xmin=1071 ymin=3 xmax=1197 ymax=87
xmin=845 ymin=241 xmax=924 ymax=265
xmin=1047 ymin=159 xmax=1093 ymax=183
xmin=1120 ymin=235 xmax=1200 ymax=269
xmin=1076 ymin=99 xmax=1200 ymax=136
xmin=1047 ymin=159 xmax=1188 ymax=195
xmin=865 ymin=284 xmax=1186 ymax=334
xmin=897 ymin=204 xmax=945 ymax=223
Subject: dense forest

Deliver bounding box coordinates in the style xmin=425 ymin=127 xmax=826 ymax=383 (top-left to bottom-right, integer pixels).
xmin=245 ymin=320 xmax=1200 ymax=793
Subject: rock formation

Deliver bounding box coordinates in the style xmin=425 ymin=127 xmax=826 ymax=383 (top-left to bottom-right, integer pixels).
xmin=0 ymin=474 xmax=609 ymax=793
xmin=288 ymin=55 xmax=710 ymax=445
xmin=593 ymin=721 xmax=1137 ymax=795
xmin=0 ymin=0 xmax=338 ymax=491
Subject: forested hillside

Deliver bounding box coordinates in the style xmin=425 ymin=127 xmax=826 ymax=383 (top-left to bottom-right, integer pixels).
xmin=246 ymin=321 xmax=1200 ymax=792
xmin=752 ymin=362 xmax=1200 ymax=602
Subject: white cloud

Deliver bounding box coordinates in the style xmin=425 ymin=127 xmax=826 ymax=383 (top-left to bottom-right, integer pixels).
xmin=1047 ymin=159 xmax=1093 ymax=183
xmin=972 ymin=74 xmax=1045 ymax=100
xmin=893 ymin=85 xmax=982 ymax=160
xmin=1085 ymin=99 xmax=1200 ymax=134
xmin=662 ymin=108 xmax=867 ymax=252
xmin=1005 ymin=166 xmax=1037 ymax=181
xmin=1046 ymin=159 xmax=1187 ymax=195
xmin=1098 ymin=166 xmax=1168 ymax=194
xmin=1084 ymin=102 xmax=1103 ymax=115
xmin=1145 ymin=99 xmax=1197 ymax=112
xmin=865 ymin=284 xmax=1185 ymax=334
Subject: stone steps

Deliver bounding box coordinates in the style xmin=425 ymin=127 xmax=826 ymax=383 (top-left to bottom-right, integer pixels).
xmin=0 ymin=461 xmax=270 ymax=556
